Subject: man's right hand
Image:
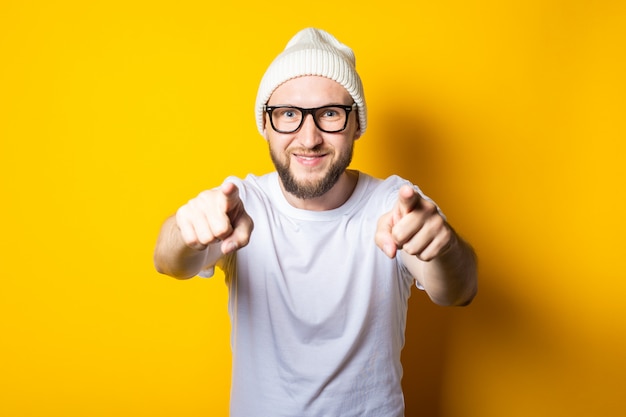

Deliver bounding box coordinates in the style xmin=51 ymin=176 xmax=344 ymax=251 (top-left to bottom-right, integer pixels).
xmin=175 ymin=182 xmax=254 ymax=255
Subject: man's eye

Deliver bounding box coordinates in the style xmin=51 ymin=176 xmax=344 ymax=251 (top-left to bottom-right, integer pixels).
xmin=320 ymin=108 xmax=342 ymax=119
xmin=277 ymin=109 xmax=299 ymax=119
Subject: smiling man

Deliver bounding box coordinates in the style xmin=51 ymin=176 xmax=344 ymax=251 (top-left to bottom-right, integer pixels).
xmin=154 ymin=28 xmax=477 ymax=417
xmin=266 ymin=75 xmax=359 ymax=208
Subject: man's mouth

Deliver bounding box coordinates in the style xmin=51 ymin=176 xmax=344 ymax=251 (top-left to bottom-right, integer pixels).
xmin=287 ymin=144 xmax=332 ymax=165
xmin=294 ymin=153 xmax=325 ymax=160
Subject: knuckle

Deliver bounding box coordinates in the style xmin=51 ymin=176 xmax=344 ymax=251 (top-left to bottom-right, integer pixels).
xmin=195 ymin=227 xmax=215 ymax=243
xmin=212 ymin=222 xmax=232 ymax=239
xmin=246 ymin=216 xmax=255 ymax=233
xmin=176 ymin=204 xmax=191 ymax=220
xmin=430 ymin=214 xmax=444 ymax=230
xmin=417 ymin=252 xmax=434 ymax=262
xmin=390 ymin=228 xmax=405 ymax=246
xmin=402 ymin=243 xmax=419 ymax=256
xmin=239 ymin=232 xmax=252 ymax=247
xmin=422 ymin=202 xmax=437 ymax=216
xmin=181 ymin=231 xmax=205 ymax=250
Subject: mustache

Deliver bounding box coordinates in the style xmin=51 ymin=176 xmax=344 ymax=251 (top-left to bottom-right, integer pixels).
xmin=288 ymin=145 xmax=330 ymax=155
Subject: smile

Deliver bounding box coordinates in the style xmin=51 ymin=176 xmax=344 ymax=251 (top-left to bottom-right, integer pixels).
xmin=293 ymin=152 xmax=327 ymax=166
xmin=295 ymin=154 xmax=324 ymax=160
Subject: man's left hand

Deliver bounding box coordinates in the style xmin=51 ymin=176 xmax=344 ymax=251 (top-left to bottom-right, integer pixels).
xmin=375 ymin=185 xmax=455 ymax=261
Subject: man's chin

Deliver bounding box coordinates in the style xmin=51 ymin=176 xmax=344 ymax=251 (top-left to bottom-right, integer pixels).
xmin=284 ymin=181 xmax=326 ymax=200
xmin=272 ymin=148 xmax=352 ymax=200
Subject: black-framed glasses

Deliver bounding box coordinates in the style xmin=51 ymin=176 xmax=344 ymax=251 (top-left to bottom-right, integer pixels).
xmin=264 ymin=103 xmax=357 ymax=134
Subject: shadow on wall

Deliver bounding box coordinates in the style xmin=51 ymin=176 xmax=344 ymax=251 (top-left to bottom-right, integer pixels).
xmin=402 ymin=289 xmax=455 ymax=417
xmin=366 ymin=107 xmax=445 ymax=189
xmin=373 ymin=108 xmax=457 ymax=417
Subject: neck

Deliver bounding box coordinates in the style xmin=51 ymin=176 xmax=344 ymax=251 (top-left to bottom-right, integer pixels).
xmin=280 ymin=170 xmax=359 ymax=211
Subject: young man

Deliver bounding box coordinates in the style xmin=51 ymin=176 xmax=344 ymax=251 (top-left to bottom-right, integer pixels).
xmin=154 ymin=28 xmax=477 ymax=417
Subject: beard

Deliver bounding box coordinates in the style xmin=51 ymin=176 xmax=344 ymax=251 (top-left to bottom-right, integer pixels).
xmin=269 ymin=142 xmax=354 ymax=200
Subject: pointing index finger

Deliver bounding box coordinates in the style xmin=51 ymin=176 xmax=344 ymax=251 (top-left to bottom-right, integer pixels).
xmin=220 ymin=182 xmax=241 ymax=209
xmin=396 ymin=185 xmax=422 ymax=216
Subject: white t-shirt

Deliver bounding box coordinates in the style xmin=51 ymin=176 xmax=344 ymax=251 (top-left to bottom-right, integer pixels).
xmin=206 ymin=171 xmax=433 ymax=417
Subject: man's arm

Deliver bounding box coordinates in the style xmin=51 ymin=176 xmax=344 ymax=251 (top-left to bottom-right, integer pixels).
xmin=399 ymin=231 xmax=477 ymax=306
xmin=375 ymin=185 xmax=477 ymax=306
xmin=153 ymin=183 xmax=253 ymax=279
xmin=153 ymin=215 xmax=220 ymax=279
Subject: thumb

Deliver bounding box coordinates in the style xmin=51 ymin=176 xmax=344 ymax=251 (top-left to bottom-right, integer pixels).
xmin=221 ymin=212 xmax=254 ymax=255
xmin=375 ymin=211 xmax=398 ymax=258
xmin=219 ymin=183 xmax=254 ymax=254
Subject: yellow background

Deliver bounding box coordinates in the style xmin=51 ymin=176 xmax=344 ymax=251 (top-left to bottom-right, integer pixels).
xmin=2 ymin=1 xmax=625 ymax=416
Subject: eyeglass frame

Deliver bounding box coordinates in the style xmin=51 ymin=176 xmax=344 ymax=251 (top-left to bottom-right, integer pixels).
xmin=263 ymin=103 xmax=357 ymax=134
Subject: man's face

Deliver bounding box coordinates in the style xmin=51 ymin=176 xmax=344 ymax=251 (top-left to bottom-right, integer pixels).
xmin=264 ymin=76 xmax=361 ymax=200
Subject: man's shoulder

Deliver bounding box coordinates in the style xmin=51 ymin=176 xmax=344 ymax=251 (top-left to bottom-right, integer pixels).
xmin=221 ymin=172 xmax=277 ymax=207
xmin=223 ymin=172 xmax=275 ymax=190
xmin=357 ymin=171 xmax=413 ymax=193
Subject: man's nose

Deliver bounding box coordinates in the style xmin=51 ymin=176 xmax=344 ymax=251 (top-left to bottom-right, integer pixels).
xmin=297 ymin=114 xmax=324 ymax=148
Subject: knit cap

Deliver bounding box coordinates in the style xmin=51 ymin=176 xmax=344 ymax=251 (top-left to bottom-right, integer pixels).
xmin=255 ymin=28 xmax=367 ymax=136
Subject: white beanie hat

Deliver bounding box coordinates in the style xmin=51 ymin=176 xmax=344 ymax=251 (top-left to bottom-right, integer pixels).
xmin=255 ymin=28 xmax=367 ymax=136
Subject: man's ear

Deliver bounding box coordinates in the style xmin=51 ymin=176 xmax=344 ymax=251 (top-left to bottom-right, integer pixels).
xmin=353 ymin=112 xmax=362 ymax=140
xmin=354 ymin=119 xmax=362 ymax=140
xmin=262 ymin=115 xmax=269 ymax=141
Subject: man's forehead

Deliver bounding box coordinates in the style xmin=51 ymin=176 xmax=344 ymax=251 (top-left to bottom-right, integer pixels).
xmin=269 ymin=76 xmax=352 ymax=105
